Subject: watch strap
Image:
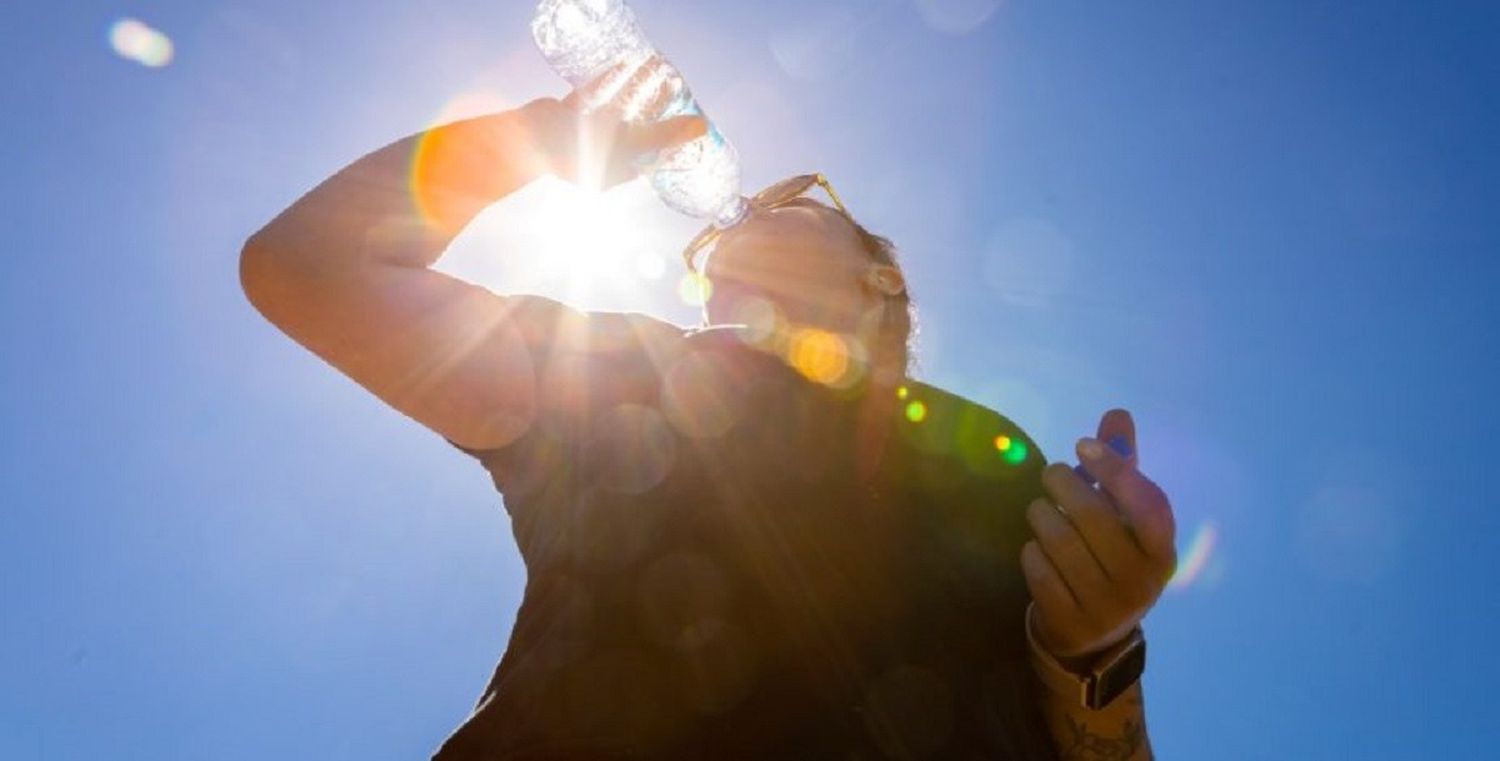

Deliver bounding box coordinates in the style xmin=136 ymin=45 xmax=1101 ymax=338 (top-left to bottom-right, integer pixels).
xmin=1025 ymin=602 xmax=1146 ymax=710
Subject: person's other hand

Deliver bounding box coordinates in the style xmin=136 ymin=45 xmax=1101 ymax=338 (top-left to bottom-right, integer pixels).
xmin=522 ymin=63 xmax=706 ymax=191
xmin=1019 ymin=408 xmax=1177 ymax=661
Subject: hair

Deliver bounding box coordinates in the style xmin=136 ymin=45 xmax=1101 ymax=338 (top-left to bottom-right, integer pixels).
xmin=847 ymin=219 xmax=918 ymax=383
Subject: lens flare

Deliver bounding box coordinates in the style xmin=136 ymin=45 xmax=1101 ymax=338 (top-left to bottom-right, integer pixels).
xmin=1004 ymin=440 xmax=1027 ymax=465
xmin=905 ymin=401 xmax=927 ymax=423
xmin=730 ymin=295 xmax=782 ymax=347
xmin=914 ymin=0 xmax=1005 ymax=36
xmin=788 ymin=328 xmax=850 ymax=386
xmin=409 ymin=89 xmax=516 ymax=234
xmin=678 ymin=272 xmax=713 ymax=306
xmin=109 ymin=18 xmax=174 ymax=68
xmin=1168 ymin=521 xmax=1221 ymax=591
xmin=993 ymin=434 xmax=1028 ymax=465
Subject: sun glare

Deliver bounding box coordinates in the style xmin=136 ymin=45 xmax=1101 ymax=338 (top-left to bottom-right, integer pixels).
xmin=412 ymin=86 xmax=666 ymax=292
xmin=412 ymin=56 xmax=805 ymax=315
xmin=437 ymin=171 xmax=688 ymax=312
xmin=530 ymin=180 xmax=645 ymax=280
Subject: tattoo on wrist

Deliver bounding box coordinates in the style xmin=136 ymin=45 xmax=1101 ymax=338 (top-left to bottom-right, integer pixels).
xmin=1058 ymin=715 xmax=1146 ymax=761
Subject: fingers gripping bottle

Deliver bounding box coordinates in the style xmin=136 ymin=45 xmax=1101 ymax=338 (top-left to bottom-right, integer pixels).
xmin=532 ymin=0 xmax=749 ymax=227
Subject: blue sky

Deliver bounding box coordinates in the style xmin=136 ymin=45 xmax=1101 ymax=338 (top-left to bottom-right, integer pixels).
xmin=3 ymin=0 xmax=1497 ymax=757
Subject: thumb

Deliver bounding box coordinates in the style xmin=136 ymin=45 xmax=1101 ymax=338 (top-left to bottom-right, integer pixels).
xmin=1074 ymin=408 xmax=1137 ymax=486
xmin=1096 ymin=408 xmax=1138 ymax=467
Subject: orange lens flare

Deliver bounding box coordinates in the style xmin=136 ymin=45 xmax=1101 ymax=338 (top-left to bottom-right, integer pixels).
xmin=410 ymin=125 xmax=481 ymax=234
xmin=789 ymin=328 xmax=850 ymax=387
xmin=409 ymin=93 xmax=530 ymax=234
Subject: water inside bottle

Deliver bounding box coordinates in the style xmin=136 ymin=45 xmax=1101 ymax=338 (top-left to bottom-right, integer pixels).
xmin=532 ymin=0 xmax=748 ymax=224
xmin=532 ymin=0 xmax=651 ymax=85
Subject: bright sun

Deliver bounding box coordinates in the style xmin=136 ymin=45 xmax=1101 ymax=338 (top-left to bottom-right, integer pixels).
xmin=529 ymin=178 xmax=649 ymax=281
xmin=436 ymin=174 xmax=703 ymax=315
xmin=411 ymin=66 xmax=732 ymax=318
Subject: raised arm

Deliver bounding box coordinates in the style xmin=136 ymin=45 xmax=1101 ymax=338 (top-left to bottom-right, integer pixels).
xmin=239 ymin=95 xmax=704 ymax=450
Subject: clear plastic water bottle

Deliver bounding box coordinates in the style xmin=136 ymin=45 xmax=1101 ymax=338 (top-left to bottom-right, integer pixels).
xmin=531 ymin=0 xmax=749 ymax=227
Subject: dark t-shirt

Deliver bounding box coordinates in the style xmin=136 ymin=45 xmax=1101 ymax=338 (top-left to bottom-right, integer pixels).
xmin=435 ymin=298 xmax=1057 ymax=760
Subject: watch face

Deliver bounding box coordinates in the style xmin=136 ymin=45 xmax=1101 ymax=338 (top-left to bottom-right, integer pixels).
xmin=1093 ymin=640 xmax=1147 ymax=709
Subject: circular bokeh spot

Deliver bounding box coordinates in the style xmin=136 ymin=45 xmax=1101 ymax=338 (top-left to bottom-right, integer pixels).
xmin=905 ymin=401 xmax=928 ymax=423
xmin=661 ymin=350 xmax=744 ymax=440
xmin=789 ymin=328 xmax=854 ymax=387
xmin=1001 ymin=438 xmax=1027 ymax=465
xmin=730 ymin=295 xmax=783 ymax=348
xmin=593 ymin=404 xmax=677 ymax=494
xmin=678 ymin=272 xmax=713 ymax=307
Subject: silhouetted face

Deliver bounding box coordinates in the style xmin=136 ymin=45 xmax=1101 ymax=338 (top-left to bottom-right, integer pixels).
xmin=702 ymin=198 xmax=879 ymax=337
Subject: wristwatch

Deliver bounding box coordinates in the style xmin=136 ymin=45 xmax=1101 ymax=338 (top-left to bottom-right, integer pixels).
xmin=1025 ymin=602 xmax=1147 ymax=710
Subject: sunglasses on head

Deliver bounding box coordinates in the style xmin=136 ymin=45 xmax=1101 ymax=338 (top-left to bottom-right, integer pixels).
xmin=681 ymin=173 xmax=851 ymax=273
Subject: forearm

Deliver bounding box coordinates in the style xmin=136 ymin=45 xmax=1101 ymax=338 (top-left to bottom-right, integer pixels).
xmin=1040 ymin=682 xmax=1153 ymax=761
xmin=237 ymin=104 xmax=567 ymax=450
xmin=235 ymin=97 xmax=698 ymax=450
xmin=246 ymin=104 xmax=550 ymax=274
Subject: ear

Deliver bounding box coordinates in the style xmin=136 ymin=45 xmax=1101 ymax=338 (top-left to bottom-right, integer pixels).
xmin=864 ymin=264 xmax=906 ymax=297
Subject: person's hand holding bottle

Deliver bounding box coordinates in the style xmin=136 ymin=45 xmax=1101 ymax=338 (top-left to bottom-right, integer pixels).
xmin=521 ymin=64 xmax=706 ymax=192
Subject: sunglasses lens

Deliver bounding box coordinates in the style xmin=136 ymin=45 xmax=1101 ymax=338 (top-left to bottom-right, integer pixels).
xmin=755 ymin=175 xmax=817 ymax=206
xmin=684 ymin=174 xmax=834 ymax=270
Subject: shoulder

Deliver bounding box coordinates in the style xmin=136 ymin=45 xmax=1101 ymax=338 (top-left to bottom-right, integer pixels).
xmin=888 ymin=380 xmax=1048 ymax=481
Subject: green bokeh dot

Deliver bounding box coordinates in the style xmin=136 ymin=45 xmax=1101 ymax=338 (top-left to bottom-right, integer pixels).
xmin=905 ymin=401 xmax=927 ymax=423
xmin=1002 ymin=438 xmax=1028 ymax=465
